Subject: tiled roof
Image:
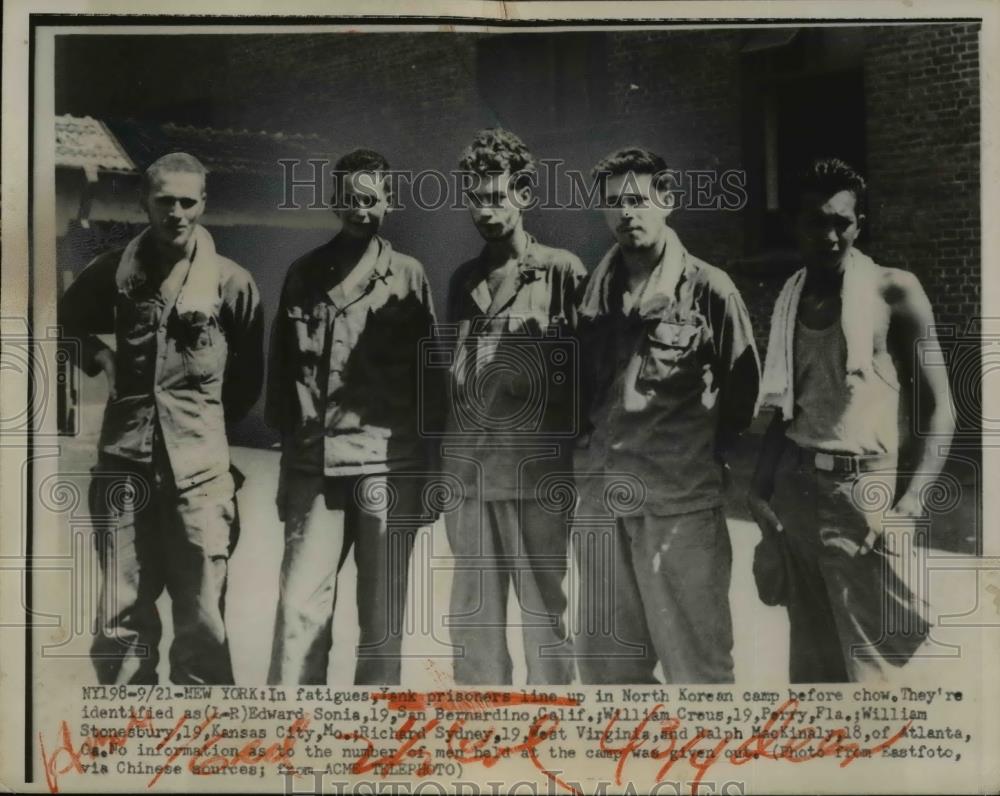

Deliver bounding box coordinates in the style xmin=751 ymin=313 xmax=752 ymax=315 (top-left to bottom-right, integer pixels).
xmin=105 ymin=118 xmax=332 ymax=176
xmin=55 ymin=114 xmax=333 ymax=177
xmin=55 ymin=115 xmax=136 ymax=175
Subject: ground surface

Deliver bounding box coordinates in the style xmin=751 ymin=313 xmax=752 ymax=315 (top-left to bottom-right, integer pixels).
xmin=54 ymin=429 xmax=984 ymax=686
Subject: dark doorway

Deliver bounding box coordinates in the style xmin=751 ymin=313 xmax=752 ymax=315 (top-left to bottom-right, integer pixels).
xmin=776 ymin=69 xmax=867 ymax=212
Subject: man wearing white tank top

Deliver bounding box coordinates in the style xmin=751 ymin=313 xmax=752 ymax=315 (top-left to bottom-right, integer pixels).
xmin=748 ymin=159 xmax=955 ymax=682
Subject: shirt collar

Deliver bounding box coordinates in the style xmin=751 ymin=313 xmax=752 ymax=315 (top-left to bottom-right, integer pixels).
xmin=462 ymin=232 xmax=543 ymax=314
xmin=629 ymin=225 xmax=692 ymax=317
xmin=115 ymin=225 xmax=219 ymax=313
xmin=326 ymin=235 xmax=394 ymax=307
xmin=582 ymin=225 xmax=695 ymax=320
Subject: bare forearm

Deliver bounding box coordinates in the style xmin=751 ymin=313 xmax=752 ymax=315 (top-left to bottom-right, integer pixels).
xmin=884 ymin=268 xmax=955 ymax=514
xmin=898 ymin=405 xmax=955 ymax=509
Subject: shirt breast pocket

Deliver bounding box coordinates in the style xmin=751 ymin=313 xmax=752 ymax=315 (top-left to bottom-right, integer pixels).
xmin=637 ymin=320 xmax=702 ymax=387
xmin=119 ymin=297 xmax=160 ymax=337
xmin=177 ymin=312 xmax=224 ymax=382
xmin=288 ymin=306 xmax=326 ymax=355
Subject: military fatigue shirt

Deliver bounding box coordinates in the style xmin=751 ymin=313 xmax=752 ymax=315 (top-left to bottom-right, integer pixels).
xmin=59 ymin=226 xmax=264 ymax=490
xmin=444 ymin=234 xmax=587 ymax=501
xmin=266 ymin=236 xmax=440 ymax=476
xmin=575 ymin=228 xmax=760 ymax=515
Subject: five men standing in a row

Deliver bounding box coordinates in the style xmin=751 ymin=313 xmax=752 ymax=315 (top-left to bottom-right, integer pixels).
xmin=62 ymin=131 xmax=952 ymax=687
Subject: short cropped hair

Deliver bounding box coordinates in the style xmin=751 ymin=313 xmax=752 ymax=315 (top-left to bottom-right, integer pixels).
xmin=458 ymin=128 xmax=537 ymax=188
xmin=591 ymin=147 xmax=672 ymax=195
xmin=798 ymin=158 xmax=867 ymax=215
xmin=141 ymin=152 xmax=207 ymax=196
xmin=331 ymin=148 xmax=391 ymax=206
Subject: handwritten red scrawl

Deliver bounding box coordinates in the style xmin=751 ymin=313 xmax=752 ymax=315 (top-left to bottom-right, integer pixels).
xmin=599 ymin=698 xmax=912 ymax=791
xmin=38 ymin=692 xmax=912 ymax=796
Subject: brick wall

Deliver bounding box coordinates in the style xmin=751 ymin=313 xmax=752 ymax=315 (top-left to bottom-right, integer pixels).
xmin=865 ymin=23 xmax=980 ymax=331
xmin=864 ymin=23 xmax=981 ymax=431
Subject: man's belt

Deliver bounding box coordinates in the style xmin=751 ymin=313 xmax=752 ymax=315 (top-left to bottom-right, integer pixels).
xmin=811 ymin=450 xmax=895 ymax=475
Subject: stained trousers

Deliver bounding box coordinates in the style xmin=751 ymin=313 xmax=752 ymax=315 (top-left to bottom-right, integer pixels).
xmin=445 ymin=496 xmax=574 ymax=685
xmin=780 ymin=456 xmax=929 ymax=682
xmin=89 ymin=454 xmax=237 ymax=685
xmin=268 ymin=473 xmax=420 ymax=685
xmin=574 ymin=506 xmax=735 ymax=684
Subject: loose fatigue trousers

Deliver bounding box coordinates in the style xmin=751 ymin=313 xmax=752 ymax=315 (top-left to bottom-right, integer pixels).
xmin=268 ymin=473 xmax=420 ymax=685
xmin=574 ymin=506 xmax=735 ymax=684
xmin=89 ymin=453 xmax=238 ymax=685
xmin=445 ymin=496 xmax=574 ymax=685
xmin=778 ymin=454 xmax=930 ymax=682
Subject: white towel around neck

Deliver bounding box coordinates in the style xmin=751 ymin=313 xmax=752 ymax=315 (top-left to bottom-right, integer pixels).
xmin=757 ymin=247 xmax=882 ymax=420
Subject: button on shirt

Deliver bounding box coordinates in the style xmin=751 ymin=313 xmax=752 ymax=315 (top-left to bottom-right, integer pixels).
xmin=444 ymin=235 xmax=587 ymax=500
xmin=575 ymin=228 xmax=760 ymax=515
xmin=59 ymin=226 xmax=264 ymax=490
xmin=266 ymin=236 xmax=440 ymax=476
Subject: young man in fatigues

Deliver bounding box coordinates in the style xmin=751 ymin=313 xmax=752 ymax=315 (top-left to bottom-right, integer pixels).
xmin=748 ymin=159 xmax=954 ymax=682
xmin=60 ymin=152 xmax=264 ymax=684
xmin=444 ymin=128 xmax=586 ymax=684
xmin=266 ymin=149 xmax=439 ymax=685
xmin=574 ymin=147 xmax=760 ymax=684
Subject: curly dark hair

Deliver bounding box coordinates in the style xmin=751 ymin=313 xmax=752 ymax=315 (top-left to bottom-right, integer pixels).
xmin=458 ymin=128 xmax=537 ymax=187
xmin=798 ymin=158 xmax=867 ymax=214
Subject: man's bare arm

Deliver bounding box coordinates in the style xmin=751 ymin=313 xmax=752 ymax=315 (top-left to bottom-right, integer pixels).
xmin=885 ymin=268 xmax=956 ymax=517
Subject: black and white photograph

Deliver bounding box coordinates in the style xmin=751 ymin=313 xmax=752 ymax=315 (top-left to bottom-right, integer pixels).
xmin=3 ymin=3 xmax=998 ymax=794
